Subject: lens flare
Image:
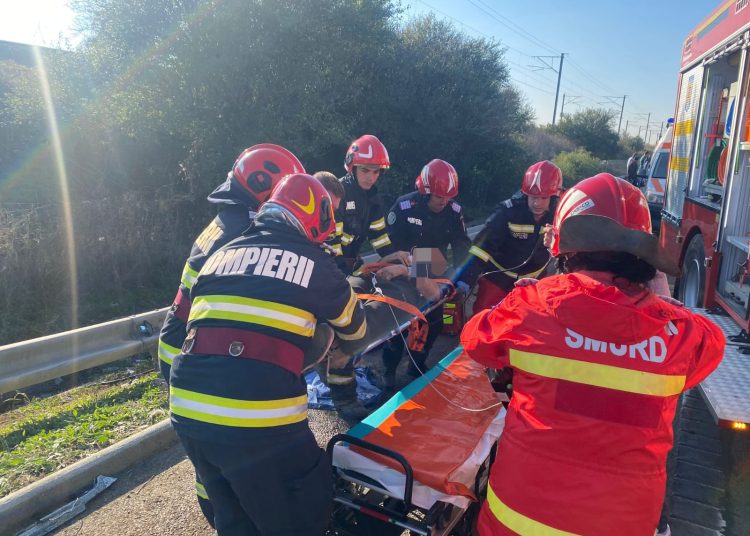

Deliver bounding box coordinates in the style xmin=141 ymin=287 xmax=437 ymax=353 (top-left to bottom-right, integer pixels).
xmin=33 ymin=46 xmax=78 ymax=330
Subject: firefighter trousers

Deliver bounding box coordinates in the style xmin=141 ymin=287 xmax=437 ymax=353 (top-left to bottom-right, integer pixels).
xmin=176 ymin=427 xmax=332 ymax=536
xmin=381 ymin=306 xmax=443 ymax=375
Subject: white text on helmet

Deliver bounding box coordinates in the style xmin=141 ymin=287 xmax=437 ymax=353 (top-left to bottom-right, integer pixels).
xmin=563 ymin=327 xmax=677 ymax=364
xmin=200 ymin=247 xmax=315 ymax=288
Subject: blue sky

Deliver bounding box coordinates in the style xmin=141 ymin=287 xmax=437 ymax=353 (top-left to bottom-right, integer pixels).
xmin=401 ymin=0 xmax=712 ymax=139
xmin=2 ymin=1 xmax=715 ymax=141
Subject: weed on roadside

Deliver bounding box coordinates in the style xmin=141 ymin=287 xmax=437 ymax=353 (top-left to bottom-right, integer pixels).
xmin=0 ymin=373 xmax=168 ymax=498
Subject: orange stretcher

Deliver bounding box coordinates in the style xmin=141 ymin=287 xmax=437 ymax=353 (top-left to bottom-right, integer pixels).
xmin=326 ymin=347 xmax=505 ymax=535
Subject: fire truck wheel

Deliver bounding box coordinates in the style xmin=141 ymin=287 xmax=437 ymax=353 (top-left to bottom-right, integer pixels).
xmin=676 ymin=235 xmax=705 ymax=307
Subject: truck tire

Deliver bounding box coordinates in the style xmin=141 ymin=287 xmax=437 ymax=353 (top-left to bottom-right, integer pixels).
xmin=677 ymin=235 xmax=705 ymax=307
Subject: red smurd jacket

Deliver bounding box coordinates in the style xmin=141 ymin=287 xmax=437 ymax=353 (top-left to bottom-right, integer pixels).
xmin=461 ymin=272 xmax=725 ymax=536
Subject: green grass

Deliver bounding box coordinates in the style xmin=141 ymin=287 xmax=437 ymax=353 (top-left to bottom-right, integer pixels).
xmin=0 ymin=372 xmax=168 ymax=498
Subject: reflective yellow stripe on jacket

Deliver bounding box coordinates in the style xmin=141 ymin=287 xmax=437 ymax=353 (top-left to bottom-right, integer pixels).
xmin=370 ymin=233 xmax=391 ymax=250
xmin=329 ymin=289 xmax=358 ymax=328
xmin=341 ymin=232 xmax=354 ymax=246
xmin=181 ymin=261 xmax=199 ymax=290
xmin=189 ymin=295 xmax=316 ymax=337
xmin=507 ymin=223 xmax=536 ymax=234
xmin=170 ymin=386 xmax=308 ymax=427
xmin=509 ymin=349 xmax=686 ymax=396
xmin=369 ymin=217 xmax=386 ymax=231
xmin=158 ymin=339 xmax=181 ymax=366
xmin=468 ymin=246 xmax=546 ymax=279
xmin=486 ymin=484 xmax=576 ymax=535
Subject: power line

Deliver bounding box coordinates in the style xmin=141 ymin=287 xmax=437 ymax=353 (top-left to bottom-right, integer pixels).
xmin=510 ymin=77 xmax=554 ymax=94
xmin=466 ymin=0 xmax=560 ymax=55
xmin=414 ymin=0 xmax=642 ymax=122
xmin=413 ymin=0 xmax=533 ymax=58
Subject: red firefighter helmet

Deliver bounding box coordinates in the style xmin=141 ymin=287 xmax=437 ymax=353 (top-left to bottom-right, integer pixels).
xmin=265 ymin=173 xmax=335 ymax=243
xmin=522 ymin=160 xmax=563 ymax=197
xmin=415 ymin=159 xmax=459 ymax=198
xmin=344 ymin=134 xmax=390 ymax=173
xmin=551 ymin=173 xmax=679 ymax=275
xmin=231 ymin=144 xmax=305 ymax=205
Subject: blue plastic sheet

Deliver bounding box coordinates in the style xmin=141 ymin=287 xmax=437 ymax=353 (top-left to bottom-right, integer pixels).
xmin=305 ymin=367 xmax=385 ymax=410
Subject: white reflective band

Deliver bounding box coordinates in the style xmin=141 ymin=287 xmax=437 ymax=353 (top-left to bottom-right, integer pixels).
xmin=158 ymin=339 xmax=181 ymax=365
xmin=341 ymin=233 xmax=354 ymax=245
xmin=195 ymin=481 xmax=209 ymax=500
xmin=330 ymin=289 xmax=358 ymax=327
xmin=170 ymin=387 xmax=308 ymax=427
xmin=336 ymin=222 xmax=344 ymax=233
xmin=331 ymin=244 xmax=343 ymax=256
xmin=469 ymin=245 xmax=490 ymax=262
xmin=508 ymin=223 xmax=535 ymax=234
xmin=180 ymin=262 xmax=199 ymax=290
xmin=369 ymin=217 xmax=386 ymax=231
xmin=327 ymin=373 xmax=355 ymax=385
xmin=190 ymin=295 xmax=316 ymax=337
xmin=370 ymin=233 xmax=391 ymax=249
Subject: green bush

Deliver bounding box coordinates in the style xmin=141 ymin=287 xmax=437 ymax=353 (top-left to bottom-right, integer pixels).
xmin=554 ymin=148 xmax=601 ymax=186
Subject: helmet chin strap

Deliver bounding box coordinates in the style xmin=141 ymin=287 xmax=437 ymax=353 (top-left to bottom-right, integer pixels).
xmin=256 ymin=203 xmax=307 ymax=238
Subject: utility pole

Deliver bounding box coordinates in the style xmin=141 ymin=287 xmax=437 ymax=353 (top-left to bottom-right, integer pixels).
xmin=624 ymin=120 xmax=629 ymax=136
xmin=635 ymin=112 xmax=652 ymax=143
xmin=531 ymin=53 xmax=566 ymax=124
xmin=600 ymin=95 xmax=627 ymax=135
xmin=560 ymin=94 xmax=580 ymax=120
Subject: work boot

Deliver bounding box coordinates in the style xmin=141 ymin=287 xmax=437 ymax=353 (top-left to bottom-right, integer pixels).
xmin=381 ymin=369 xmax=396 ymax=390
xmin=329 ymin=383 xmax=370 ymax=421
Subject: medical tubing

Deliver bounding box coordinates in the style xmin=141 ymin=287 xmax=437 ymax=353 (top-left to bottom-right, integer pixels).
xmin=378 ymin=287 xmax=503 ymax=413
xmin=464 ymin=232 xmax=550 ymax=302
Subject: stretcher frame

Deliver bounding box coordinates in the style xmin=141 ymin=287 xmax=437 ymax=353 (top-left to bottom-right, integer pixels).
xmin=326 ymin=432 xmax=494 ymax=536
xmin=325 ymin=344 xmax=504 ymax=535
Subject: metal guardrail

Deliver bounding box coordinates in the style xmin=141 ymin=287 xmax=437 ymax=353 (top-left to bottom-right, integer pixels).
xmin=0 ymin=225 xmax=484 ymax=394
xmin=0 ymin=308 xmax=168 ymax=394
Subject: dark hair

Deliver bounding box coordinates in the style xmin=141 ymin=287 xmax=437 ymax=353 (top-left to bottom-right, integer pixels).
xmin=313 ymin=171 xmax=344 ymax=199
xmin=559 ymin=251 xmax=656 ymax=283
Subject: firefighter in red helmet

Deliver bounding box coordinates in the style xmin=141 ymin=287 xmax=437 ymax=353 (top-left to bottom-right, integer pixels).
xmin=461 ymin=173 xmax=724 ymax=535
xmin=322 ymin=134 xmax=410 ymax=418
xmin=157 ymin=143 xmax=304 ymax=527
xmin=380 ymin=159 xmax=470 ymax=387
xmin=457 ymin=160 xmax=563 ymax=313
xmin=170 ymin=173 xmax=367 ymax=535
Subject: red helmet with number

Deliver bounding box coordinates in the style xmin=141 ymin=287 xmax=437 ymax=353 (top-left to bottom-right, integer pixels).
xmin=265 ymin=173 xmax=335 ymax=243
xmin=551 ymin=173 xmax=679 ymax=275
xmin=522 ymin=160 xmax=563 ymax=197
xmin=415 ymin=159 xmax=459 ymax=198
xmin=231 ymin=144 xmax=305 ymax=205
xmin=344 ymin=134 xmax=390 ymax=173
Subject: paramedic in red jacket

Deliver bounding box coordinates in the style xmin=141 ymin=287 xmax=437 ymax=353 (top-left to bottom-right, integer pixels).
xmin=461 ymin=173 xmax=725 ymax=535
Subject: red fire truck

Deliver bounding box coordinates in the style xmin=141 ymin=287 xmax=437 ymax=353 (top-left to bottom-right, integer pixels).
xmin=660 ymin=2 xmax=750 ymax=533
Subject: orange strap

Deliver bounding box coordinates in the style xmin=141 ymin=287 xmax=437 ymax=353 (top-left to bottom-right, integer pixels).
xmin=356 ymin=293 xmax=427 ymax=323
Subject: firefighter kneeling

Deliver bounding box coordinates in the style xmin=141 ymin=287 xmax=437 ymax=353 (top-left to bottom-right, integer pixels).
xmin=170 ymin=174 xmax=367 ymax=535
xmin=462 ymin=174 xmax=725 ymax=535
